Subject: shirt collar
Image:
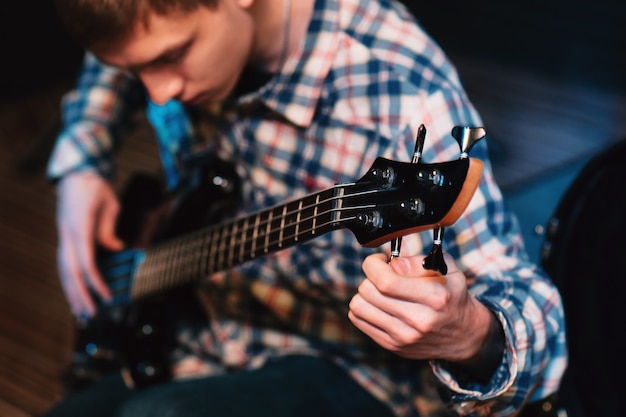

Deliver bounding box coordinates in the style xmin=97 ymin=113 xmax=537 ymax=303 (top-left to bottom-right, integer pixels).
xmin=239 ymin=0 xmax=340 ymax=128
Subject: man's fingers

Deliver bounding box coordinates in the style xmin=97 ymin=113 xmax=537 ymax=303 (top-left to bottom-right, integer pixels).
xmin=362 ymin=255 xmax=448 ymax=303
xmin=354 ymin=278 xmax=433 ymax=330
xmin=348 ymin=310 xmax=398 ymax=351
xmin=75 ymin=239 xmax=112 ymax=303
xmin=58 ymin=245 xmax=96 ymax=317
xmin=97 ymin=200 xmax=124 ymax=251
xmin=348 ymin=292 xmax=422 ymax=351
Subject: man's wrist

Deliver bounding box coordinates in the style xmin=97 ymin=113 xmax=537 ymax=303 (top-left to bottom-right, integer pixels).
xmin=453 ymin=309 xmax=505 ymax=385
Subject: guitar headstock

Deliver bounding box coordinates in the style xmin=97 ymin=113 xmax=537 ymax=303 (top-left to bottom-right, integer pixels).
xmin=342 ymin=126 xmax=485 ymax=248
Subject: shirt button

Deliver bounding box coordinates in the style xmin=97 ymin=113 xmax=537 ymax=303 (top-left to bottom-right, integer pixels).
xmin=222 ymin=340 xmax=247 ymax=368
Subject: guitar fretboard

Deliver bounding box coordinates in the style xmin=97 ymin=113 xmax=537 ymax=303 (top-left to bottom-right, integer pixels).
xmin=131 ymin=187 xmax=346 ymax=299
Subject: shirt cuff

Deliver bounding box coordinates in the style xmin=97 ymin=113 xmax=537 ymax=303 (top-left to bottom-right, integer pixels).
xmin=430 ymin=303 xmax=517 ymax=401
xmin=46 ymin=122 xmax=115 ymax=182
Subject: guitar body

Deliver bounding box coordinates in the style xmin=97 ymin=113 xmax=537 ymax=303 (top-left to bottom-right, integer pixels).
xmin=67 ymin=157 xmax=241 ymax=391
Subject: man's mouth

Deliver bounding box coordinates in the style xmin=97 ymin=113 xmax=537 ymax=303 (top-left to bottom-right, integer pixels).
xmin=185 ymin=92 xmax=210 ymax=106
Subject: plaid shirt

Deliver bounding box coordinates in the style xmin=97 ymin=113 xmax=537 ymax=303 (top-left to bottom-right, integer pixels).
xmin=47 ymin=0 xmax=567 ymax=416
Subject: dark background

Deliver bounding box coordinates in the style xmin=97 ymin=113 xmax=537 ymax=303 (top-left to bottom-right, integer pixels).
xmin=2 ymin=1 xmax=626 ymax=99
xmin=412 ymin=0 xmax=626 ymax=93
xmin=1 ymin=2 xmax=81 ymax=100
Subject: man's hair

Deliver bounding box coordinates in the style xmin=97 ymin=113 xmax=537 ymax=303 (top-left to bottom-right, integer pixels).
xmin=54 ymin=0 xmax=218 ymax=49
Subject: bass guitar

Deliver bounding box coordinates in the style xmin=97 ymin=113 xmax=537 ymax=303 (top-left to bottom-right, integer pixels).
xmin=67 ymin=125 xmax=486 ymax=391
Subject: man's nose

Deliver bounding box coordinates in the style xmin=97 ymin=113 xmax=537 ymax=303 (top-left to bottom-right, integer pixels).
xmin=140 ymin=71 xmax=184 ymax=105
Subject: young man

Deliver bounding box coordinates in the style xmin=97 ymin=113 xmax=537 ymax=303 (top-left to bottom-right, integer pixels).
xmin=45 ymin=0 xmax=567 ymax=416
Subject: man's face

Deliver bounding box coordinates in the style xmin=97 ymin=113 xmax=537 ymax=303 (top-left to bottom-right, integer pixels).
xmin=93 ymin=1 xmax=255 ymax=106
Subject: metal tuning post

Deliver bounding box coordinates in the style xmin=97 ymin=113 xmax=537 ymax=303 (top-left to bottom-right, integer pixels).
xmin=388 ymin=124 xmax=427 ymax=263
xmin=411 ymin=123 xmax=427 ymax=164
xmin=389 ymin=237 xmax=402 ymax=260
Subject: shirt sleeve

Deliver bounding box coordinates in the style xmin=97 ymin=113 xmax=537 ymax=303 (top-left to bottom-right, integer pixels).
xmin=411 ymin=81 xmax=568 ymax=416
xmin=46 ymin=52 xmax=141 ymax=182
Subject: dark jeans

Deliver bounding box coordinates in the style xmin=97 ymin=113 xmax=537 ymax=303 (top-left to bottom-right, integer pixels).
xmin=42 ymin=355 xmax=395 ymax=417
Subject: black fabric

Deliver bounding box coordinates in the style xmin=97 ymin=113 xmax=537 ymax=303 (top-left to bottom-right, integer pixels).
xmin=539 ymin=139 xmax=626 ymax=417
xmin=41 ymin=355 xmax=395 ymax=417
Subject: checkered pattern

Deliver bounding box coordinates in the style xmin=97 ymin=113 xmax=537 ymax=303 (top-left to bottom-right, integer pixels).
xmin=47 ymin=0 xmax=567 ymax=415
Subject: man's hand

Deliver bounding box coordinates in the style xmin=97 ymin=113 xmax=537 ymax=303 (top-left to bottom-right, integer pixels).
xmin=348 ymin=252 xmax=504 ymax=381
xmin=55 ymin=171 xmax=124 ymax=317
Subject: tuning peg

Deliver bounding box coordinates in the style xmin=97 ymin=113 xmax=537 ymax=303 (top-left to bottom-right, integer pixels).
xmin=422 ymin=226 xmax=447 ymax=275
xmin=451 ymin=126 xmax=486 ymax=158
xmin=412 ymin=124 xmax=427 ymax=164
xmin=389 ymin=124 xmax=428 ymax=262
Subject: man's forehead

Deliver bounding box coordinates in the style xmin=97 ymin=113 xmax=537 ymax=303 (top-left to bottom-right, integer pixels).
xmin=91 ymin=11 xmax=195 ymax=70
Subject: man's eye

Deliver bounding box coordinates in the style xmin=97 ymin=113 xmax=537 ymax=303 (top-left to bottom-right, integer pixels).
xmin=156 ymin=44 xmax=190 ymax=67
xmin=161 ymin=52 xmax=183 ymax=64
xmin=152 ymin=54 xmax=181 ymax=69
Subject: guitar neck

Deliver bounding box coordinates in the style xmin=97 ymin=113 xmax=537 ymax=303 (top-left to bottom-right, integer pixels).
xmin=130 ymin=187 xmax=342 ymax=299
xmin=123 ymin=156 xmax=482 ymax=301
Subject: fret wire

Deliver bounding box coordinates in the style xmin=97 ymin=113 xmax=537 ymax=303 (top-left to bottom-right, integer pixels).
xmin=172 ymin=238 xmax=182 ymax=286
xmin=240 ymin=217 xmax=248 ymax=264
xmin=208 ymin=226 xmax=220 ymax=274
xmin=279 ymin=205 xmax=287 ymax=248
xmin=184 ymin=236 xmax=194 ymax=280
xmin=264 ymin=209 xmax=273 ymax=253
xmin=151 ymin=245 xmax=167 ymax=295
xmin=140 ymin=249 xmax=153 ymax=283
xmin=217 ymin=225 xmax=226 ymax=272
xmin=195 ymin=230 xmax=204 ymax=276
xmin=146 ymin=254 xmax=159 ymax=294
xmin=200 ymin=228 xmax=210 ymax=278
xmin=180 ymin=235 xmax=190 ymax=280
xmin=295 ymin=200 xmax=302 ymax=241
xmin=165 ymin=241 xmax=176 ymax=285
xmin=155 ymin=245 xmax=167 ymax=289
xmin=187 ymin=235 xmax=194 ymax=275
xmin=228 ymin=221 xmax=238 ymax=268
xmin=176 ymin=238 xmax=187 ymax=286
xmin=251 ymin=213 xmax=260 ymax=258
xmin=312 ymin=194 xmax=320 ymax=235
xmin=164 ymin=240 xmax=175 ymax=291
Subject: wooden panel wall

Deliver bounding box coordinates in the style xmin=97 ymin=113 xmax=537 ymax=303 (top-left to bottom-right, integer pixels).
xmin=0 ymin=85 xmax=161 ymax=417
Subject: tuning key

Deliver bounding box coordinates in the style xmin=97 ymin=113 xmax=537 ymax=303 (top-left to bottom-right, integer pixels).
xmin=451 ymin=126 xmax=486 ymax=158
xmin=421 ymin=126 xmax=486 ymax=275
xmin=389 ymin=124 xmax=428 ymax=262
xmin=412 ymin=124 xmax=427 ymax=164
xmin=422 ymin=226 xmax=447 ymax=275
